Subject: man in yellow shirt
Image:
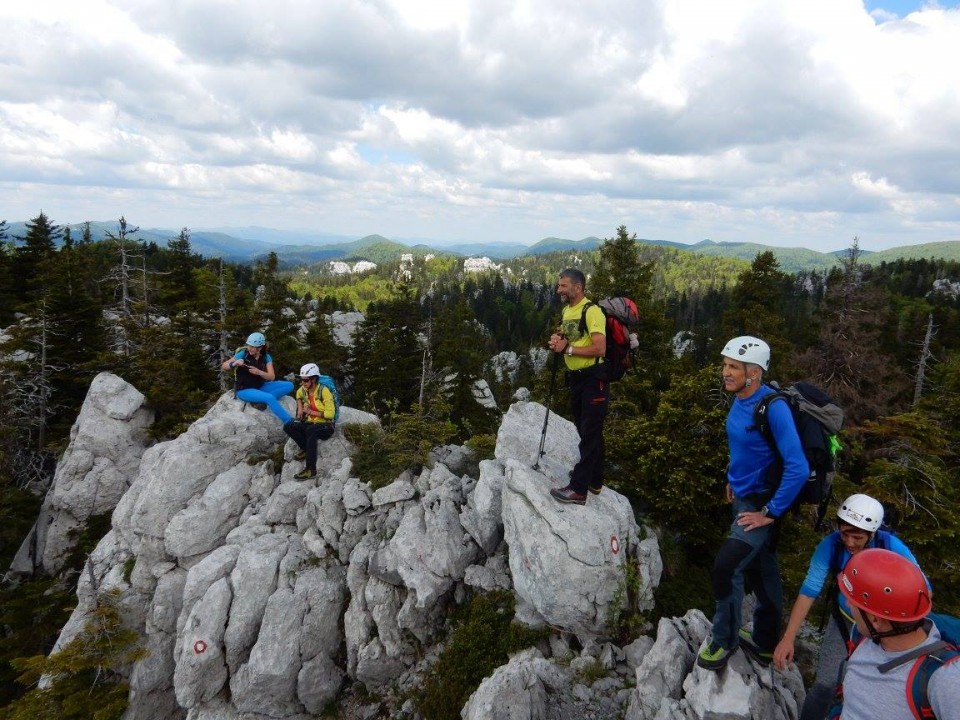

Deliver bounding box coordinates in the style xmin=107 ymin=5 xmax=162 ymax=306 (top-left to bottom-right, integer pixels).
xmin=547 ymin=268 xmax=608 ymax=505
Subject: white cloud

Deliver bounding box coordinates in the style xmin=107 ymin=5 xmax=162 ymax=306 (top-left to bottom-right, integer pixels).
xmin=0 ymin=0 xmax=958 ymax=252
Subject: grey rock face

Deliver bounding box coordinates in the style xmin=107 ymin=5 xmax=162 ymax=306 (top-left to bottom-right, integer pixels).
xmin=502 ymin=459 xmax=647 ymax=636
xmin=461 ymin=648 xmax=566 ymax=720
xmin=10 ymin=372 xmax=154 ymax=575
xmin=43 ymin=390 xmax=671 ymax=720
xmin=624 ymin=609 xmax=805 ymax=720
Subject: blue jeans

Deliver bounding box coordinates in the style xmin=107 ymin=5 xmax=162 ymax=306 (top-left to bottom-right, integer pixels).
xmin=709 ymin=495 xmax=783 ymax=651
xmin=236 ymin=381 xmax=295 ymax=424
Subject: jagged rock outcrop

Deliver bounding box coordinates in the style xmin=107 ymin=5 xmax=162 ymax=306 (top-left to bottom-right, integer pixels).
xmin=42 ymin=385 xmax=750 ymax=720
xmin=9 ymin=372 xmax=154 ymax=576
xmin=625 ymin=609 xmax=805 ymax=720
xmin=461 ymin=648 xmax=566 ymax=720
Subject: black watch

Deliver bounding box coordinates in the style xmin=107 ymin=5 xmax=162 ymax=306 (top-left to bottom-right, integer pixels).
xmin=760 ymin=505 xmax=771 ymax=518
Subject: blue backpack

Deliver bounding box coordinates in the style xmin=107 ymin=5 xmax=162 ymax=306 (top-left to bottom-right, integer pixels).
xmin=316 ymin=375 xmax=341 ymax=424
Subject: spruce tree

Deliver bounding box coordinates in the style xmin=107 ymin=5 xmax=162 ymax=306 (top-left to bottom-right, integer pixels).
xmin=0 ymin=221 xmax=15 ymax=326
xmin=12 ymin=211 xmax=61 ymax=307
xmin=348 ymin=286 xmax=423 ymax=416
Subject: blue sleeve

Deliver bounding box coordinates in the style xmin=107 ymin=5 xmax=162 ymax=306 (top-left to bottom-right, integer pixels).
xmin=799 ymin=535 xmax=836 ymax=598
xmin=234 ymin=350 xmax=244 ymax=360
xmin=766 ymin=399 xmax=810 ymax=517
xmin=264 ymin=353 xmax=273 ymax=364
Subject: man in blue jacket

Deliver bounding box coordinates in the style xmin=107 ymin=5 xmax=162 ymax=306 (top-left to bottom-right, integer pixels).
xmin=697 ymin=336 xmax=810 ymax=671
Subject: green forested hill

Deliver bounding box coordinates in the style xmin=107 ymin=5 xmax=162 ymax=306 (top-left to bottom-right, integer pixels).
xmin=859 ymin=241 xmax=960 ymax=265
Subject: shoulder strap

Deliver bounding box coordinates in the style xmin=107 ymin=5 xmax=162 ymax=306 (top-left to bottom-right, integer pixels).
xmin=578 ymin=301 xmax=597 ymax=335
xmin=903 ymin=644 xmax=960 ymax=720
xmin=879 ymin=640 xmax=951 ymax=674
xmin=752 ymin=390 xmax=788 ymax=446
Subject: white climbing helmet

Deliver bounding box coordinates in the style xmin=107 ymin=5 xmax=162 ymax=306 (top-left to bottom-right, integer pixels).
xmin=837 ymin=493 xmax=884 ymax=533
xmin=299 ymin=363 xmax=321 ymax=379
xmin=721 ymin=336 xmax=770 ymax=371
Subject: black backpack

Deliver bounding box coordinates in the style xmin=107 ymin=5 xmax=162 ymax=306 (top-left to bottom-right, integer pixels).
xmin=577 ymin=297 xmax=640 ymax=381
xmin=753 ymin=380 xmax=844 ymax=526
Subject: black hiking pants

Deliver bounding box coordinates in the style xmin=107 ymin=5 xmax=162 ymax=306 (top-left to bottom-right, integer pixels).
xmin=284 ymin=422 xmax=334 ymax=473
xmin=567 ymin=366 xmax=608 ymax=495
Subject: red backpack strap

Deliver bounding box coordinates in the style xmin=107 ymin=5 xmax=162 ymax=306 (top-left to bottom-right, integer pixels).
xmin=905 ymin=645 xmax=960 ymax=720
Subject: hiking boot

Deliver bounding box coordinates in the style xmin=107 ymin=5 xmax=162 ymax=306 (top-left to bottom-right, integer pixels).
xmin=294 ymin=450 xmax=306 ymax=461
xmin=588 ymin=483 xmax=603 ymax=495
xmin=550 ymin=486 xmax=586 ymax=505
xmin=294 ymin=469 xmax=316 ymax=480
xmin=696 ymin=641 xmax=732 ymax=671
xmin=251 ymin=402 xmax=267 ymax=411
xmin=738 ymin=628 xmax=773 ymax=666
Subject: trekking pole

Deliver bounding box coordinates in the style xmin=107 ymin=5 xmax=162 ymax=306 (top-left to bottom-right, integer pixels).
xmin=534 ymin=351 xmax=562 ymax=470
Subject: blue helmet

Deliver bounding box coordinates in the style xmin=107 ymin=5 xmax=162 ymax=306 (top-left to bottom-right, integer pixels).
xmin=245 ymin=331 xmax=267 ymax=347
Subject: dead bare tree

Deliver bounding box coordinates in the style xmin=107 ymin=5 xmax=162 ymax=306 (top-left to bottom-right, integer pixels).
xmin=1 ymin=296 xmax=65 ymax=490
xmin=102 ymin=217 xmax=163 ymax=355
xmin=913 ymin=313 xmax=936 ymax=408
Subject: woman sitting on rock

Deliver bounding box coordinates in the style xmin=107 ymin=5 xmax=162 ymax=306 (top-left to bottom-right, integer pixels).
xmin=221 ymin=331 xmax=295 ymax=425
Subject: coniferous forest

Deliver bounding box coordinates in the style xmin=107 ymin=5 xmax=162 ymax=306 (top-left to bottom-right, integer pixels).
xmin=2 ymin=214 xmax=960 ymax=715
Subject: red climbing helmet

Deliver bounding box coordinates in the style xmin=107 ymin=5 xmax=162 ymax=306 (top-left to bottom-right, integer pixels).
xmin=838 ymin=548 xmax=931 ymax=622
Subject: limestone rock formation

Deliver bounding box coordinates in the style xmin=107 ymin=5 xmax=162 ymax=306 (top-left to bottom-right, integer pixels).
xmin=9 ymin=371 xmax=154 ymax=575
xmin=38 ymin=387 xmax=797 ymax=720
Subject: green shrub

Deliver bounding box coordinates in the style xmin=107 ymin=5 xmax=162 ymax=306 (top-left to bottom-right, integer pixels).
xmin=1 ymin=590 xmax=144 ymax=720
xmin=345 ymin=398 xmax=458 ymax=490
xmin=464 ymin=433 xmax=496 ymax=463
xmin=416 ymin=590 xmax=548 ymax=720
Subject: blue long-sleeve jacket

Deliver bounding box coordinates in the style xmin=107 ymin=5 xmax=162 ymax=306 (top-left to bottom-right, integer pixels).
xmin=726 ymin=384 xmax=809 ymax=517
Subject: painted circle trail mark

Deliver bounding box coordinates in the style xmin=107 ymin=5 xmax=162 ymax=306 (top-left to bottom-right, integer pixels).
xmin=194 ymin=640 xmax=208 ymax=654
xmin=610 ymin=535 xmax=620 ymax=555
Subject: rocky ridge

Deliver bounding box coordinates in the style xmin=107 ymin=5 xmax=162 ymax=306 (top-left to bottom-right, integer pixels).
xmin=26 ymin=373 xmax=805 ymax=719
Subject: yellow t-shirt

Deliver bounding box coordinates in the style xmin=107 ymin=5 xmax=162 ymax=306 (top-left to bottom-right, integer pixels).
xmin=560 ymin=297 xmax=606 ymax=371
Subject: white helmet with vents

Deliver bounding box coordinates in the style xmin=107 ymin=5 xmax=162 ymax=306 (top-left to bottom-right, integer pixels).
xmin=837 ymin=494 xmax=884 ymax=533
xmin=299 ymin=363 xmax=321 ymax=379
xmin=721 ymin=336 xmax=770 ymax=371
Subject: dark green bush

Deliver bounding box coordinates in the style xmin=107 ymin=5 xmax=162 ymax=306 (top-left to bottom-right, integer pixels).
xmin=416 ymin=590 xmax=548 ymax=720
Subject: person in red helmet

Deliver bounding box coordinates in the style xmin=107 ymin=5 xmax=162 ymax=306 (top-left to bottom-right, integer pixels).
xmin=774 ymin=494 xmax=928 ymax=720
xmin=836 ymin=548 xmax=960 ymax=720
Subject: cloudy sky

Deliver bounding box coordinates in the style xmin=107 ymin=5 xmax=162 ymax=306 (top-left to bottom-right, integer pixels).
xmin=2 ymin=0 xmax=959 ymax=252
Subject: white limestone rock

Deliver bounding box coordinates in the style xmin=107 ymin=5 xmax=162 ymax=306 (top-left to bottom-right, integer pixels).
xmin=13 ymin=372 xmax=154 ymax=575
xmin=629 ymin=610 xmax=712 ymax=719
xmin=461 ymin=648 xmax=567 ymax=720
xmin=223 ymin=533 xmax=290 ymax=673
xmin=174 ymin=577 xmax=232 ymax=708
xmin=388 ymin=482 xmax=479 ymax=608
xmin=165 ymin=462 xmax=270 ymax=560
xmin=495 ymin=402 xmax=579 ymax=482
xmin=371 ymin=479 xmax=416 ymax=507
xmin=230 ymin=588 xmax=308 ymax=717
xmin=459 ymin=458 xmax=507 ymax=555
xmin=501 ymin=459 xmax=652 ymax=636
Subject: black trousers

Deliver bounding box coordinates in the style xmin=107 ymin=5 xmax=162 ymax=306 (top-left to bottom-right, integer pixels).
xmin=284 ymin=422 xmax=334 ymax=472
xmin=567 ymin=367 xmax=608 ymax=494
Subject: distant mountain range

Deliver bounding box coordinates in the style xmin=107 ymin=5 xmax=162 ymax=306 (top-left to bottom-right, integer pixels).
xmin=4 ymin=220 xmax=960 ymax=273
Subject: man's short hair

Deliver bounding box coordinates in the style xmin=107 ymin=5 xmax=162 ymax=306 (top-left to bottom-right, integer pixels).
xmin=559 ymin=268 xmax=586 ymax=289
